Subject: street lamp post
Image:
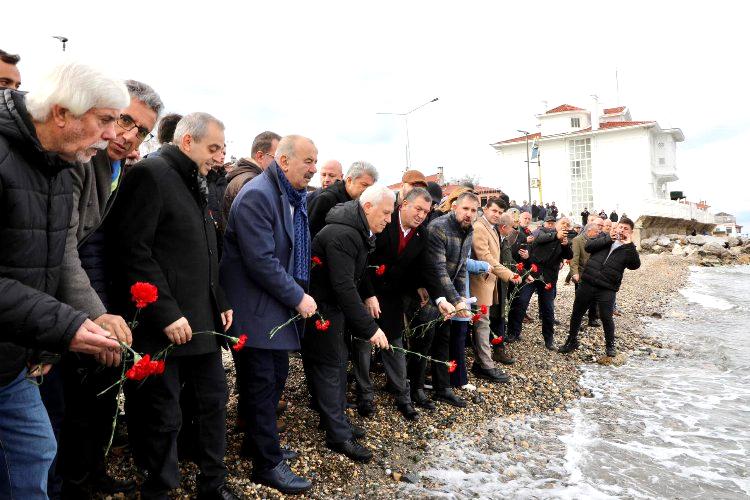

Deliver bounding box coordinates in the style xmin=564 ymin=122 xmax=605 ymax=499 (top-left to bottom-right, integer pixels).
xmin=377 ymin=97 xmax=439 ymax=172
xmin=518 ymin=129 xmax=532 ymax=204
xmin=52 ymin=36 xmax=68 ymax=52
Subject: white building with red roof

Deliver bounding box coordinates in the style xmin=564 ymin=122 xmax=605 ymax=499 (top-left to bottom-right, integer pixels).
xmin=490 ymin=103 xmax=714 ymax=228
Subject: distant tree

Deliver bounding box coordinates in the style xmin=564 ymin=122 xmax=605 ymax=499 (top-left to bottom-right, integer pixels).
xmin=450 ymin=174 xmax=481 ymax=188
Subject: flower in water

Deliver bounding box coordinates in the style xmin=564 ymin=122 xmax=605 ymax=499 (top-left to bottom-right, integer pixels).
xmin=375 ymin=264 xmax=386 ymax=276
xmin=515 ymin=262 xmax=524 ymax=272
xmin=530 ymin=263 xmax=539 ymax=273
xmin=544 ymin=282 xmax=553 ymax=291
xmin=232 ymin=334 xmax=248 ymax=352
xmin=480 ymin=304 xmax=489 ymax=315
xmin=491 ymin=336 xmax=503 ymax=345
xmin=312 ymin=256 xmax=322 ymax=267
xmin=315 ymin=319 xmax=331 ymax=331
xmin=448 ymin=360 xmax=457 ymax=373
xmin=130 ymin=282 xmax=158 ymax=309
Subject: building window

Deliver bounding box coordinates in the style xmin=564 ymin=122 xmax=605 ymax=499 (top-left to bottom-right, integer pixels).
xmin=568 ymin=138 xmax=593 ymax=215
xmin=571 ymin=117 xmax=580 ymax=128
xmin=659 ymin=157 xmax=666 ymax=165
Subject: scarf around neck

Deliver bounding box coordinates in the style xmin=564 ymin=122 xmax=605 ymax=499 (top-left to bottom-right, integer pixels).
xmin=276 ymin=164 xmax=310 ymax=283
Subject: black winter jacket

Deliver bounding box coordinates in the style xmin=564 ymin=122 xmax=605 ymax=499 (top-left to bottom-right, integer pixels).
xmin=530 ymin=226 xmax=573 ymax=284
xmin=307 ymin=179 xmax=352 ymax=238
xmin=304 ymin=201 xmax=378 ymax=365
xmin=582 ymin=234 xmax=640 ymax=291
xmin=106 ymin=145 xmax=230 ymax=357
xmin=0 ymin=90 xmax=88 ymax=385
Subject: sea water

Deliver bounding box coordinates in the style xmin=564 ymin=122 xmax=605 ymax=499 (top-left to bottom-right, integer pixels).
xmin=405 ymin=265 xmax=750 ymax=499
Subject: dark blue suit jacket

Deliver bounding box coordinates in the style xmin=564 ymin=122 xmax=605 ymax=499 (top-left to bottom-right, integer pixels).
xmin=220 ymin=162 xmax=306 ymax=350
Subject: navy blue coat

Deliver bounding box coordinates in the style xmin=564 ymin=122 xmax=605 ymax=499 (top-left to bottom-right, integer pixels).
xmin=220 ymin=163 xmax=306 ymax=351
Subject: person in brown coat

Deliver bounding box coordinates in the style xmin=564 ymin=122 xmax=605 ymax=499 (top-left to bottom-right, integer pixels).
xmin=469 ymin=203 xmax=520 ymax=382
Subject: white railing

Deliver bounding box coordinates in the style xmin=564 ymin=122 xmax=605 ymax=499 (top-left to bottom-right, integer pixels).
xmin=636 ymin=198 xmax=715 ymax=224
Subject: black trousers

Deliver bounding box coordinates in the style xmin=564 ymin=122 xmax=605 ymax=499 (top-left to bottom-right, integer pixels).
xmin=569 ymin=282 xmax=616 ymax=345
xmin=307 ymin=361 xmax=352 ymax=444
xmin=235 ymin=347 xmax=288 ymax=472
xmin=430 ymin=318 xmax=452 ymax=391
xmin=58 ymin=353 xmax=121 ymax=488
xmin=574 ymin=281 xmax=599 ymax=322
xmin=125 ymin=351 xmax=227 ymax=499
xmin=39 ymin=366 xmax=64 ymax=499
xmin=406 ymin=306 xmax=438 ymax=392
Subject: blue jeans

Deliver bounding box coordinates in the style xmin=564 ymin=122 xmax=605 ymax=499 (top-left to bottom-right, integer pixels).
xmin=507 ymin=280 xmax=556 ymax=341
xmin=0 ymin=369 xmax=57 ymax=499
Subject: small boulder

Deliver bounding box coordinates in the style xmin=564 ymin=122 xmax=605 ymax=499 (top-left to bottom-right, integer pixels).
xmin=728 ymin=236 xmax=741 ymax=247
xmin=597 ymin=353 xmax=628 ymax=366
xmin=657 ymin=236 xmax=672 ymax=248
xmin=700 ymin=242 xmax=727 ymax=257
xmin=651 ymin=245 xmax=664 ymax=254
xmin=672 ymin=243 xmax=685 ymax=256
xmin=687 ymin=235 xmax=706 ymax=245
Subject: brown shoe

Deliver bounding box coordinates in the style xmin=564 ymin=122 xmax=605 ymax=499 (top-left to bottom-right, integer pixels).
xmin=276 ymin=399 xmax=288 ymax=415
xmin=613 ymin=310 xmax=622 ymax=317
xmin=492 ymin=345 xmax=515 ymax=365
xmin=277 ymin=417 xmax=287 ymax=434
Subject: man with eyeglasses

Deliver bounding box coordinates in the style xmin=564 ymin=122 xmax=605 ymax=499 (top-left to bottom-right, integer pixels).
xmin=46 ymin=80 xmax=163 ymax=499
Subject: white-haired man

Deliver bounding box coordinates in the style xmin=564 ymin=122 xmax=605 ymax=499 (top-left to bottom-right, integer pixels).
xmin=0 ymin=61 xmax=125 ymax=500
xmin=107 ymin=112 xmax=239 ymax=499
xmin=304 ymin=184 xmax=392 ymax=462
xmin=308 ymin=160 xmax=378 ymax=237
xmin=50 ymin=79 xmax=164 ymax=499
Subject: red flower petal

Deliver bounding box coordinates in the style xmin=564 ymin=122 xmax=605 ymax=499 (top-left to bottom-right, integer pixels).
xmin=530 ymin=263 xmax=539 ymax=273
xmin=448 ymin=360 xmax=457 ymax=373
xmin=490 ymin=337 xmax=503 ymax=345
xmin=130 ymin=282 xmax=158 ymax=309
xmin=471 ymin=314 xmax=481 ymax=323
xmin=544 ymin=282 xmax=553 ymax=291
xmin=516 ymin=262 xmax=524 ymax=272
xmin=232 ymin=334 xmax=248 ymax=352
xmin=480 ymin=304 xmax=489 ymax=315
xmin=375 ymin=264 xmax=386 ymax=276
xmin=311 ymin=256 xmax=322 ymax=266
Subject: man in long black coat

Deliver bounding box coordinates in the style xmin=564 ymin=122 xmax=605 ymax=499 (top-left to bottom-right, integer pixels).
xmin=107 ymin=112 xmax=239 ymax=500
xmin=303 ymin=186 xmax=392 ymax=463
xmin=354 ymin=187 xmax=436 ymax=420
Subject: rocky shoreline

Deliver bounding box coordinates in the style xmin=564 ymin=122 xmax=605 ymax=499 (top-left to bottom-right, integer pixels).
xmin=639 ymin=233 xmax=750 ymax=266
xmin=105 ymin=254 xmax=691 ymax=499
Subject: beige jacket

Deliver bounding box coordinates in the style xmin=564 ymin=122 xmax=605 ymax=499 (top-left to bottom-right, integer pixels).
xmin=469 ymin=216 xmax=515 ymax=308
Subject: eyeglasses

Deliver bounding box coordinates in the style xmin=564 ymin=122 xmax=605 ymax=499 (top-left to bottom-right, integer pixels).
xmin=117 ymin=114 xmax=153 ymax=142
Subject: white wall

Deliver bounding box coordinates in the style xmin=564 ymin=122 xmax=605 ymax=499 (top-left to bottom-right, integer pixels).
xmin=539 ymin=111 xmax=590 ymax=136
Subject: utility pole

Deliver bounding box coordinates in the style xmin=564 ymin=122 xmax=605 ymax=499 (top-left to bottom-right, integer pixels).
xmin=377 ymin=97 xmax=439 ymax=172
xmin=518 ymin=129 xmax=531 ymax=204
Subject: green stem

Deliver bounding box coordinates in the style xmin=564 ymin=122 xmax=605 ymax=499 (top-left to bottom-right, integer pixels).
xmin=353 ymin=338 xmax=452 ymax=369
xmin=103 ymin=354 xmax=127 ymax=458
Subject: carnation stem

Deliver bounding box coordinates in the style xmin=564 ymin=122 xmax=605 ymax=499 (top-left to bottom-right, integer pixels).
xmin=353 ymin=338 xmax=453 ymax=369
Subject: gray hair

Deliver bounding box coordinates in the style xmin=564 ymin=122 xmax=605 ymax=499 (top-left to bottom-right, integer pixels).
xmin=346 ymin=161 xmax=379 ymax=183
xmin=583 ymin=223 xmax=599 ymax=234
xmin=275 ymin=134 xmax=315 ymax=160
xmin=125 ymin=79 xmax=163 ymax=116
xmin=359 ymin=183 xmax=395 ymax=207
xmin=498 ymin=213 xmax=514 ymax=227
xmin=173 ymin=112 xmax=224 ymax=144
xmin=26 ymin=61 xmax=130 ymax=121
xmin=403 ymin=186 xmax=432 ymax=204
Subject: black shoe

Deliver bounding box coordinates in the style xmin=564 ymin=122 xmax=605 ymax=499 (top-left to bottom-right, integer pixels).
xmin=89 ymin=474 xmax=137 ymax=496
xmin=357 ymin=400 xmax=375 ymax=418
xmin=544 ymin=338 xmax=556 ymax=350
xmin=411 ymin=389 xmax=436 ymax=410
xmin=350 ymin=423 xmax=366 ymax=440
xmin=281 ymin=447 xmax=299 ymax=461
xmin=471 ymin=364 xmax=510 ymax=383
xmin=397 ymin=403 xmax=419 ymax=421
xmin=606 ymin=345 xmax=617 ymax=357
xmin=588 ymin=319 xmax=601 ymax=328
xmin=492 ymin=345 xmax=515 ymax=365
xmin=252 ymin=461 xmax=312 ymax=495
xmin=198 ymin=483 xmax=242 ymax=500
xmin=432 ymin=388 xmax=467 ymax=408
xmin=326 ymin=439 xmax=373 ymax=462
xmin=558 ymin=339 xmax=579 ymax=354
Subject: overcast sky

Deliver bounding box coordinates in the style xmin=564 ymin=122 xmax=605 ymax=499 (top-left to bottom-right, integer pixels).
xmin=3 ymin=0 xmax=749 ymax=228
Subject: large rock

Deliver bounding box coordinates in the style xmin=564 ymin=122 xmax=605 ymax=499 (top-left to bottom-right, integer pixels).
xmin=741 ymin=244 xmax=750 ymax=255
xmin=657 ymin=236 xmax=672 ymax=248
xmin=728 ymin=236 xmax=741 ymax=247
xmin=729 ymin=247 xmax=744 ymax=257
xmin=672 ymin=243 xmax=686 ymax=256
xmin=640 ymin=237 xmax=656 ymax=250
xmin=651 ymin=245 xmax=665 ymax=254
xmin=687 ymin=235 xmax=706 ymax=245
xmin=684 ymin=244 xmax=699 ymax=256
xmin=700 ymin=242 xmax=728 ymax=257
xmin=667 ymin=234 xmax=683 ymax=241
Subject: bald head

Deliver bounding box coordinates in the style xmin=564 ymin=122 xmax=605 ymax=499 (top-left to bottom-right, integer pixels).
xmin=319 ymin=159 xmax=343 ymax=189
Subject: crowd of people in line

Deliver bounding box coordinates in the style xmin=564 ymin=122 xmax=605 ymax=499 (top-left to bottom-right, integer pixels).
xmin=0 ymin=53 xmax=641 ymax=499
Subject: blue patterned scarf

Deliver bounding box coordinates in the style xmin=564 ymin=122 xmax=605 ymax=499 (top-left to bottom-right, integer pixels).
xmin=276 ymin=163 xmax=310 ymax=283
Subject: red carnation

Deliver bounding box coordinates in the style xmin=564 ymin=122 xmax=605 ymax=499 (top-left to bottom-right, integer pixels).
xmin=513 ymin=273 xmax=520 ymax=280
xmin=530 ymin=263 xmax=539 ymax=273
xmin=311 ymin=256 xmax=322 ymax=267
xmin=232 ymin=334 xmax=248 ymax=352
xmin=151 ymin=360 xmax=166 ymax=375
xmin=375 ymin=264 xmax=386 ymax=276
xmin=480 ymin=304 xmax=489 ymax=315
xmin=544 ymin=282 xmax=553 ymax=291
xmin=130 ymin=282 xmax=158 ymax=309
xmin=126 ymin=354 xmax=161 ymax=381
xmin=315 ymin=319 xmax=331 ymax=331
xmin=471 ymin=313 xmax=481 ymax=323
xmin=524 ymin=227 xmax=531 ymax=235
xmin=491 ymin=336 xmax=503 ymax=345
xmin=448 ymin=360 xmax=457 ymax=373
xmin=515 ymin=262 xmax=524 ymax=272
